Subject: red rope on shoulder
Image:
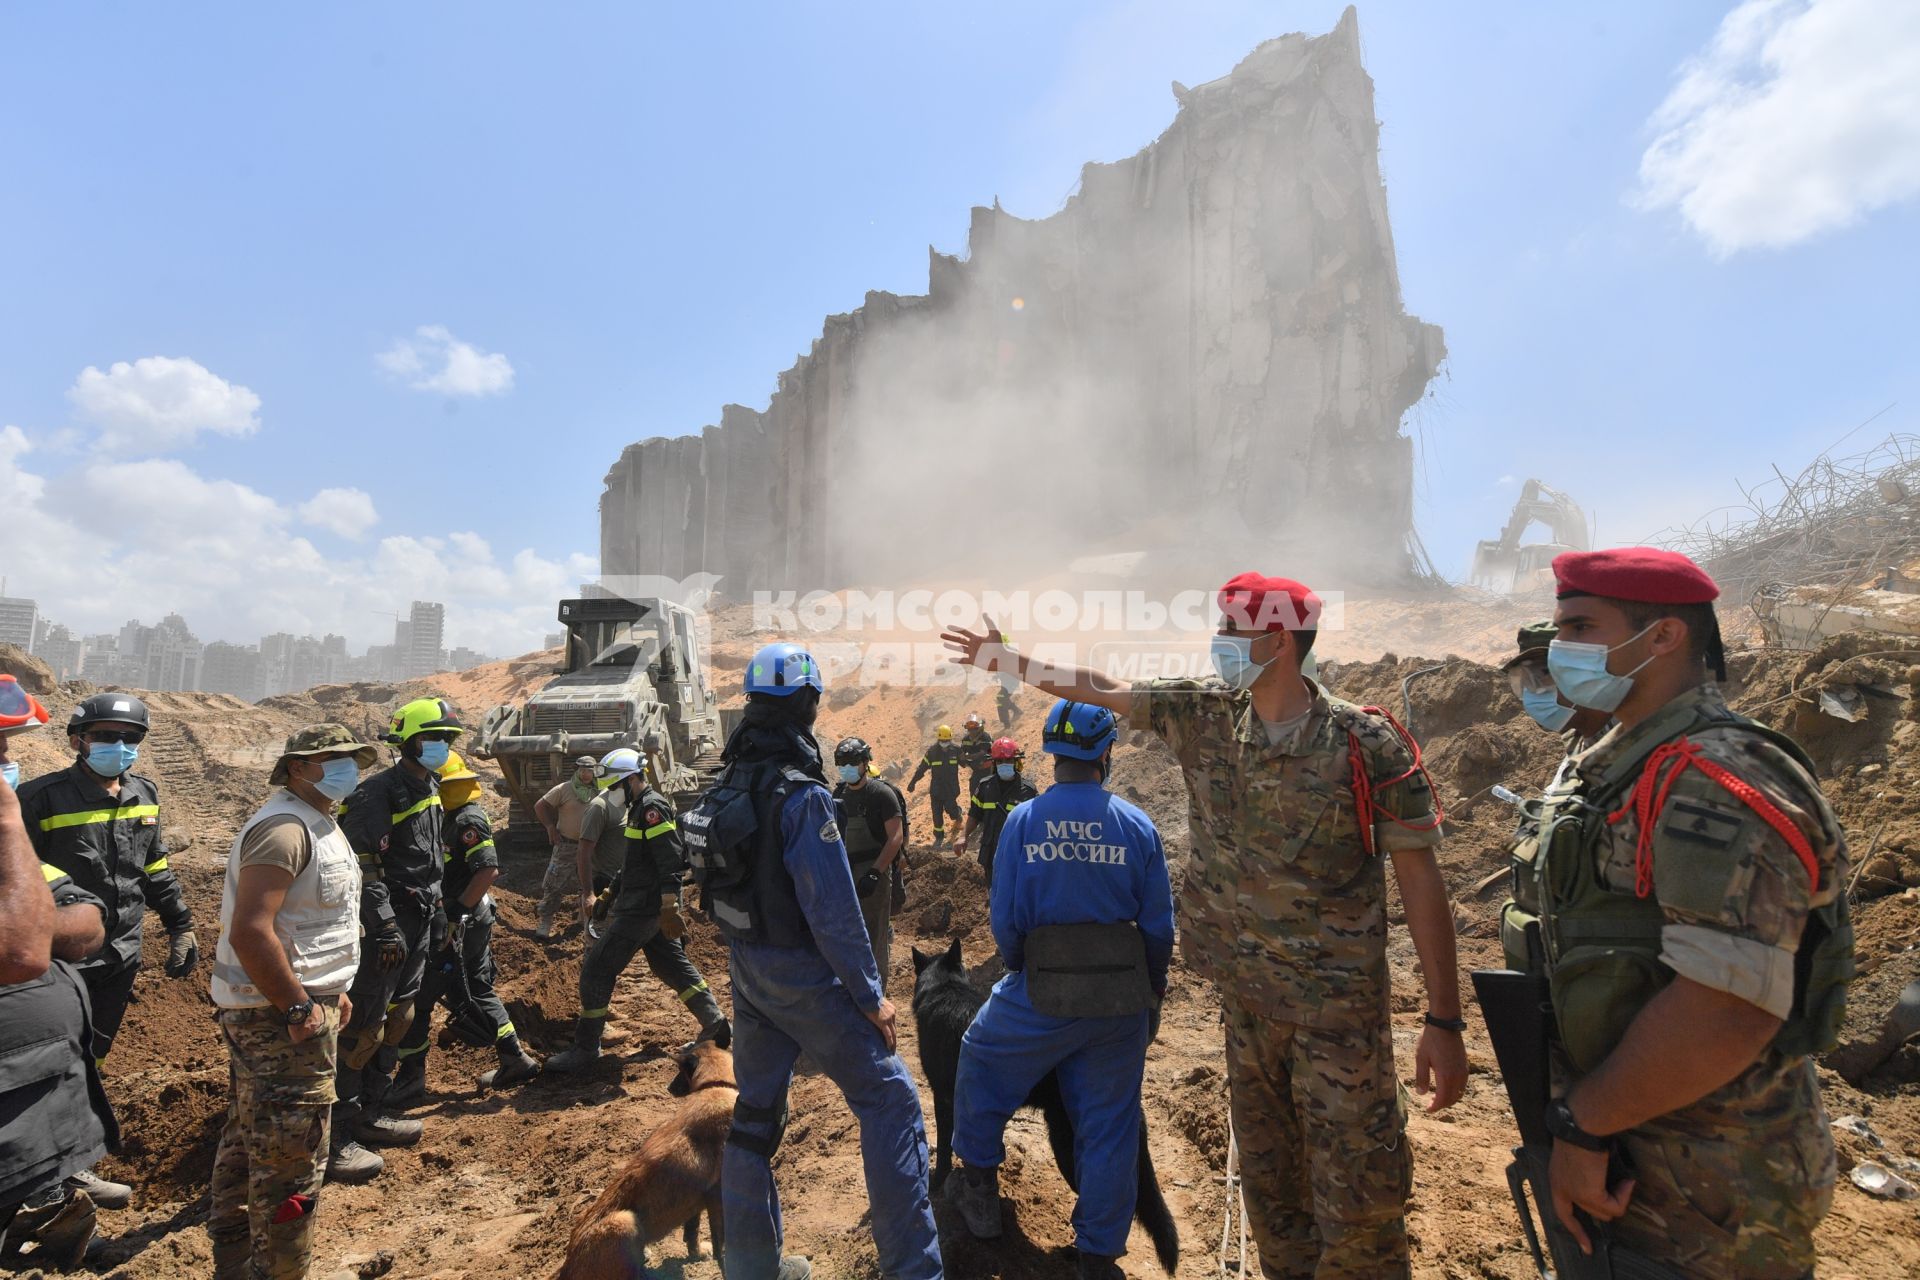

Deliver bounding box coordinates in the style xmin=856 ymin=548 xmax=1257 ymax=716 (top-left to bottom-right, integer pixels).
xmin=1605 ymin=736 xmax=1818 ymax=898
xmin=1349 ymin=705 xmax=1445 ymax=857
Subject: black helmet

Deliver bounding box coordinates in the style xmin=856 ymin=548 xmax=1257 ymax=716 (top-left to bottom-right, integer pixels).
xmin=833 ymin=736 xmax=872 ymax=765
xmin=69 ymin=693 xmax=151 ymax=734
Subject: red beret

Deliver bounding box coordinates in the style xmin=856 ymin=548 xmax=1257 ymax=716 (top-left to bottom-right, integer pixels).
xmin=1217 ymin=571 xmax=1322 ymax=631
xmin=1553 ymin=548 xmax=1719 ymax=605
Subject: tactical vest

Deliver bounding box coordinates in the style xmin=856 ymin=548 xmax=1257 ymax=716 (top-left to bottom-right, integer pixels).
xmin=211 ymin=790 xmax=362 ymax=1007
xmin=682 ymin=759 xmax=817 ymax=948
xmin=1502 ymin=704 xmax=1852 ymax=1074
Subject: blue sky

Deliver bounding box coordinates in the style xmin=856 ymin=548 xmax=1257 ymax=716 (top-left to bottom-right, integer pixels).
xmin=3 ymin=1 xmax=1916 ymax=654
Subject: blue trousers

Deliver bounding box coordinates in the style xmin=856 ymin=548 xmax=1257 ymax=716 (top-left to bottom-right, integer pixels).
xmin=723 ymin=941 xmax=943 ymax=1280
xmin=951 ymin=985 xmax=1149 ymax=1257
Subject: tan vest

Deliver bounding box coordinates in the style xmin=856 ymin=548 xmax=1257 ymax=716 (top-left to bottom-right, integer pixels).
xmin=210 ymin=790 xmax=361 ymax=1007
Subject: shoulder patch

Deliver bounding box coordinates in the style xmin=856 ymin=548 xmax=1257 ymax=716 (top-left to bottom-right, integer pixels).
xmin=818 ymin=818 xmax=841 ymax=844
xmin=1659 ymin=799 xmax=1744 ymax=849
xmin=644 ymin=806 xmax=663 ymax=825
xmin=462 ymin=827 xmax=480 ymax=845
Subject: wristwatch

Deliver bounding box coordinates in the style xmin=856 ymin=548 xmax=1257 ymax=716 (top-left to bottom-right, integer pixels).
xmin=1543 ymin=1097 xmax=1608 ymax=1152
xmin=1423 ymin=1011 xmax=1467 ymax=1032
xmin=282 ymin=998 xmax=314 ymax=1029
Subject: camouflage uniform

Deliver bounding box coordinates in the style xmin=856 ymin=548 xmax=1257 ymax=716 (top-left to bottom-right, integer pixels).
xmin=1130 ymin=677 xmax=1437 ymax=1279
xmin=1555 ymin=685 xmax=1846 ymax=1279
xmin=207 ymin=1001 xmax=341 ymax=1280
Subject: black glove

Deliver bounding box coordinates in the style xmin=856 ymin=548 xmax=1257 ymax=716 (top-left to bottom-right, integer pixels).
xmin=856 ymin=869 xmax=883 ymax=896
xmin=164 ymin=929 xmax=200 ymax=978
xmin=374 ymin=922 xmax=408 ymax=972
xmin=907 ymin=778 xmax=919 ymax=792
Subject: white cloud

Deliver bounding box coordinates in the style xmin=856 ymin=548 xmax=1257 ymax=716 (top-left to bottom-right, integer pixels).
xmin=1636 ymin=0 xmax=1920 ymax=255
xmin=298 ymin=487 xmax=380 ymax=540
xmin=68 ymin=356 xmax=262 ymax=452
xmin=0 ymin=425 xmax=591 ymax=661
xmin=377 ymin=325 xmax=515 ymax=397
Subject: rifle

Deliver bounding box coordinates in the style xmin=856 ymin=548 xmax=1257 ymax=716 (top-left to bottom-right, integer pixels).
xmin=1472 ymin=968 xmax=1686 ymax=1280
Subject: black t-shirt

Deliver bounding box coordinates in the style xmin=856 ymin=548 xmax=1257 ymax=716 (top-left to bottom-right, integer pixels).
xmin=836 ymin=779 xmax=902 ymax=865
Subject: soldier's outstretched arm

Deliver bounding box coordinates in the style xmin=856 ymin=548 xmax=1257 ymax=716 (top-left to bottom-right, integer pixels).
xmin=941 ymin=616 xmax=1130 ymax=714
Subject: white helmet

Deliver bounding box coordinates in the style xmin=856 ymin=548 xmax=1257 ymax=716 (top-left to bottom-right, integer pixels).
xmin=599 ymin=747 xmax=644 ymax=780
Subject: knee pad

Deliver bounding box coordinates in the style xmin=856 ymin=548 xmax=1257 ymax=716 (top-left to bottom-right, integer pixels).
xmin=379 ymin=1002 xmax=417 ymax=1049
xmin=341 ymin=1026 xmax=384 ymax=1070
xmin=726 ymin=1096 xmax=791 ymax=1159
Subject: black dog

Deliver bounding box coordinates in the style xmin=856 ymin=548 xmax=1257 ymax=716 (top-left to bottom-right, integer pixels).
xmin=910 ymin=937 xmax=1178 ymax=1273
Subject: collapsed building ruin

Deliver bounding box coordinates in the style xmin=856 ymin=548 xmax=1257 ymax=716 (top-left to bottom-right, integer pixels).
xmin=600 ymin=6 xmax=1445 ymax=595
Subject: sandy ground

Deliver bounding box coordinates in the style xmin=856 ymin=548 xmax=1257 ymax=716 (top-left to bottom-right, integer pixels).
xmin=3 ymin=607 xmax=1917 ymax=1279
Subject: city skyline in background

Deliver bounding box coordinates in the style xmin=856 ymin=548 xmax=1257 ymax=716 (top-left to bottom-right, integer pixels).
xmin=0 ymin=593 xmax=527 ymax=701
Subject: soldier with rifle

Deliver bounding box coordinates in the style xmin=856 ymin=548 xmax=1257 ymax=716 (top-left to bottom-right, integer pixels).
xmin=1483 ymin=548 xmax=1852 ymax=1279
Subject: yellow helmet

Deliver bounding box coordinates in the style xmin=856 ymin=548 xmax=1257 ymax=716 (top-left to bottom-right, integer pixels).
xmin=436 ymin=750 xmax=478 ymax=783
xmin=936 ymin=724 xmax=953 ymax=741
xmin=387 ymin=696 xmax=463 ymax=744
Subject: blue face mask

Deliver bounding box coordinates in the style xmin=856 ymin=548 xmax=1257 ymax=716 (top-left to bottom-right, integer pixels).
xmin=1547 ymin=624 xmax=1657 ymax=713
xmin=1 ymin=762 xmax=18 ymax=789
xmin=995 ymin=763 xmax=1016 ymax=781
xmin=87 ymin=742 xmax=138 ymax=777
xmin=314 ymin=758 xmax=360 ymax=802
xmin=1211 ymin=634 xmax=1276 ymax=692
xmin=1520 ymin=685 xmax=1576 ymax=732
xmin=416 ymin=740 xmax=451 ymax=770
xmin=837 ymin=763 xmax=862 ymax=784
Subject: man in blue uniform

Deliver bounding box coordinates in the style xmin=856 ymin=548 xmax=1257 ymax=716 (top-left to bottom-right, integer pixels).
xmin=946 ymin=700 xmax=1174 ymax=1280
xmin=686 ymin=642 xmax=942 ymax=1280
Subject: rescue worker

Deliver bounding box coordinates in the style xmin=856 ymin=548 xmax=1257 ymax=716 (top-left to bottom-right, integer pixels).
xmin=327 ymin=696 xmax=461 ymax=1185
xmin=1502 ymin=621 xmax=1609 ymax=749
xmin=533 ymin=756 xmax=600 ymax=939
xmin=206 ymin=723 xmax=374 ymax=1279
xmin=957 ymin=712 xmax=993 ymax=787
xmin=389 ymin=752 xmax=540 ymax=1100
xmin=545 ymin=748 xmax=729 ymax=1072
xmin=0 ymin=677 xmax=118 ymax=1270
xmin=946 ymin=700 xmax=1173 ymax=1280
xmin=943 ymin=573 xmax=1469 ymax=1279
xmin=1503 ymin=548 xmax=1851 ymax=1277
xmin=19 ymin=691 xmax=199 ymax=1212
xmin=831 ymin=737 xmax=904 ymax=995
xmin=907 ymin=725 xmax=963 ymax=850
xmin=956 ymin=738 xmax=1037 ymax=884
xmin=573 ymin=764 xmax=628 ymax=931
xmin=691 ymin=643 xmax=941 ymax=1280
xmin=995 ymin=681 xmax=1017 ymax=732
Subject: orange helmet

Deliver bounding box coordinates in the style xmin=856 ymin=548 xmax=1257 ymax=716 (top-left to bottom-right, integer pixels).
xmin=0 ymin=675 xmax=49 ymax=734
xmin=989 ymin=736 xmax=1021 ymax=761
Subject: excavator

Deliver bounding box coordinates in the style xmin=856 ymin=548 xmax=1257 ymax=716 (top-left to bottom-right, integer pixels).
xmin=1471 ymin=480 xmax=1589 ymax=594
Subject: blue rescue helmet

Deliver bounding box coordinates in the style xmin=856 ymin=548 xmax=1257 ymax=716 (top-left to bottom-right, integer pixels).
xmin=1041 ymin=699 xmax=1118 ymax=760
xmin=745 ymin=642 xmax=824 ymax=698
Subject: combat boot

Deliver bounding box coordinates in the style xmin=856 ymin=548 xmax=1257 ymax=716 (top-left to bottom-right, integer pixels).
xmin=479 ymin=1037 xmax=541 ymax=1089
xmin=544 ymin=1018 xmax=604 ymax=1073
xmin=946 ymin=1162 xmax=1002 ymax=1239
xmin=387 ymin=1058 xmax=428 ymax=1107
xmin=354 ymin=1110 xmax=423 ymax=1147
xmin=7 ymin=1188 xmax=96 ymax=1270
xmin=325 ymin=1136 xmax=384 ymax=1185
xmin=63 ymin=1167 xmax=131 ymax=1210
xmin=772 ymin=1259 xmax=811 ymax=1280
xmin=1076 ymin=1251 xmax=1123 ymax=1280
xmin=534 ymin=908 xmax=556 ymax=940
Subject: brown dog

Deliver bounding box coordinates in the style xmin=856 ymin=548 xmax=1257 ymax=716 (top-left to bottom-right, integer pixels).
xmin=552 ymin=1039 xmax=736 ymax=1279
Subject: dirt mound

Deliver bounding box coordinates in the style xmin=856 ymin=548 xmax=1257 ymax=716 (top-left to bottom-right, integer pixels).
xmin=27 ymin=632 xmax=1920 ymax=1278
xmin=0 ymin=642 xmax=55 ymax=695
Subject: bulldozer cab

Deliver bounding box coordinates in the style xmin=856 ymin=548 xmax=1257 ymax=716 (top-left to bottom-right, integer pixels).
xmin=477 ymin=596 xmax=725 ymax=841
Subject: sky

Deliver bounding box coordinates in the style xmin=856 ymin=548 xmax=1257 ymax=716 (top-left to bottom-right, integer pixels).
xmin=2 ymin=0 xmax=1917 ymax=656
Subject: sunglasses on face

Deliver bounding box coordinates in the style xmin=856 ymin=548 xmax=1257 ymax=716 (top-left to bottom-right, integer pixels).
xmin=84 ymin=729 xmax=146 ymax=745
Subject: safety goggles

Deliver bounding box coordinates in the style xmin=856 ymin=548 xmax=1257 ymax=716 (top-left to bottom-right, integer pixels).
xmin=1504 ymin=656 xmax=1556 ymax=699
xmin=83 ymin=728 xmax=146 ymax=745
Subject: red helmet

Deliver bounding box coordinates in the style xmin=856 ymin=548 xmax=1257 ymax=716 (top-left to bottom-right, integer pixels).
xmin=989 ymin=737 xmax=1020 ymax=761
xmin=0 ymin=675 xmax=50 ymax=733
